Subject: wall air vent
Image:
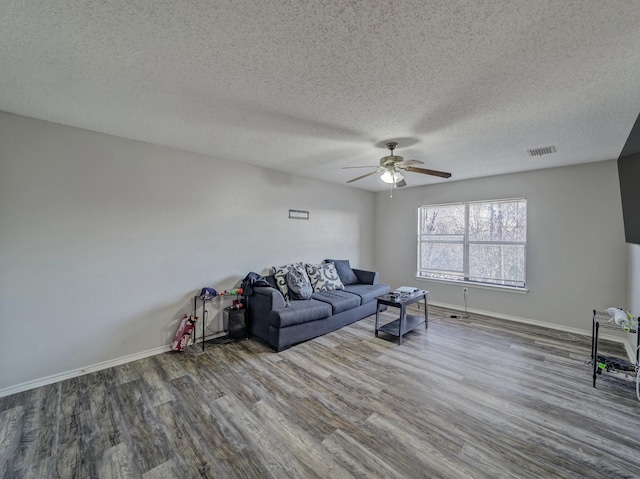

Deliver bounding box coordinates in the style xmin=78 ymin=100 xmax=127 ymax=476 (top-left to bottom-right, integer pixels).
xmin=527 ymin=146 xmax=556 ymax=157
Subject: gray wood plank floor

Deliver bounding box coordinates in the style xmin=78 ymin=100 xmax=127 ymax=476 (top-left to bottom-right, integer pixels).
xmin=2 ymin=306 xmax=640 ymax=478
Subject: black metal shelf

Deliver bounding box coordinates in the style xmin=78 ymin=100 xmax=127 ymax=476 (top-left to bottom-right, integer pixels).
xmin=591 ymin=309 xmax=639 ymax=389
xmin=378 ymin=314 xmax=425 ymax=337
xmin=193 ymin=294 xmax=245 ymax=352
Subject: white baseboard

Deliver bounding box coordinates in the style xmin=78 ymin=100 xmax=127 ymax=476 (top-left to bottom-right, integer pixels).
xmin=0 ymin=345 xmax=171 ymax=398
xmin=430 ymin=301 xmax=635 ymax=362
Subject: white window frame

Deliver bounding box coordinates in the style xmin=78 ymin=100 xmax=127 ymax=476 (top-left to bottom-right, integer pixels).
xmin=416 ymin=198 xmax=527 ymax=291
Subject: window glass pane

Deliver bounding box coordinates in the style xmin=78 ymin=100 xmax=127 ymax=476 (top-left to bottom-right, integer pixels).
xmin=419 ymin=243 xmax=463 ymax=273
xmin=468 ymin=200 xmax=526 ymax=242
xmin=420 ymin=205 xmax=465 ymax=235
xmin=418 ymin=199 xmax=527 ymax=288
xmin=468 ymin=244 xmax=525 ymax=285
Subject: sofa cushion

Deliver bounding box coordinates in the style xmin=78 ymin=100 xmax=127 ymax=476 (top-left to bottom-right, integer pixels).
xmin=269 ymin=299 xmax=332 ymax=328
xmin=272 ymin=262 xmax=306 ymax=300
xmin=343 ymin=283 xmax=390 ymax=304
xmin=305 ymin=263 xmax=345 ymax=292
xmin=311 ymin=290 xmax=362 ymax=314
xmin=324 ymin=259 xmax=359 ymax=285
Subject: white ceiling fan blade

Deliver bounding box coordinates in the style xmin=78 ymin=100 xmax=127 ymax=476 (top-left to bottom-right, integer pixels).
xmin=346 ymin=169 xmax=383 ymax=183
xmin=397 ymin=159 xmax=424 ymax=167
xmin=342 ymin=165 xmax=380 ymax=169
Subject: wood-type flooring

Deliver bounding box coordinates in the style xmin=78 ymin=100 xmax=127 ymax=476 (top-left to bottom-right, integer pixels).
xmin=2 ymin=306 xmax=640 ymax=478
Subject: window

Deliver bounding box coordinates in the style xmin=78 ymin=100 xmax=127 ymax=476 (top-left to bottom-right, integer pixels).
xmin=417 ymin=198 xmax=527 ymax=288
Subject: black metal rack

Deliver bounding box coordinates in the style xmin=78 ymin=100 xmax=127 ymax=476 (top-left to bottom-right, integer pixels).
xmin=193 ymin=294 xmax=246 ymax=351
xmin=591 ymin=309 xmax=639 ymax=388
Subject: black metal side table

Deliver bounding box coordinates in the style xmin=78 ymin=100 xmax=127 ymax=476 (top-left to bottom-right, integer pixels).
xmin=375 ymin=290 xmax=428 ymax=345
xmin=193 ymin=294 xmax=246 ymax=351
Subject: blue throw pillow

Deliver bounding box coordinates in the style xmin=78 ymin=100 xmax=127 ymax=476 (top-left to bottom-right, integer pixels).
xmin=324 ymin=259 xmax=359 ymax=285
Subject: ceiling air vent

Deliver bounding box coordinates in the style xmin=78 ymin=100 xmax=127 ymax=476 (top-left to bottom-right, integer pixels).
xmin=527 ymin=145 xmax=556 ymax=157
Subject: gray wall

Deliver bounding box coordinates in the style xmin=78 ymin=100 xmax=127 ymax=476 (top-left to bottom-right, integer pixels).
xmin=374 ymin=160 xmax=628 ymax=334
xmin=0 ymin=111 xmax=375 ymax=394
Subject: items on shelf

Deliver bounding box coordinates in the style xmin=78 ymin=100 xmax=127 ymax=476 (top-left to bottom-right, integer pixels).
xmin=394 ymin=286 xmax=420 ymax=294
xmin=199 ymin=287 xmax=218 ymax=300
xmin=220 ymin=288 xmax=244 ymax=296
xmin=606 ymin=306 xmax=637 ymax=331
xmin=229 ymin=300 xmax=244 ymax=310
xmin=199 ymin=287 xmax=245 ymax=300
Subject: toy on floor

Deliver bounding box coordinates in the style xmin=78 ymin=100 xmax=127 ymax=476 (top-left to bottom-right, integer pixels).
xmin=606 ymin=307 xmax=637 ymax=331
xmin=171 ymin=314 xmax=198 ymax=351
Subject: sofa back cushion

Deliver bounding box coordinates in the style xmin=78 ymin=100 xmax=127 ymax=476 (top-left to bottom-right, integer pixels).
xmin=305 ymin=263 xmax=345 ymax=292
xmin=324 ymin=259 xmax=359 ymax=285
xmin=266 ymin=275 xmax=278 ymax=289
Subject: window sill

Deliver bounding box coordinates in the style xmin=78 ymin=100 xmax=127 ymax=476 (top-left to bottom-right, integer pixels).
xmin=415 ymin=276 xmax=529 ymax=294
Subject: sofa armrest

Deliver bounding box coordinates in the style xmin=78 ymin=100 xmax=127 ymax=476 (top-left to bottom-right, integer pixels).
xmin=248 ymin=287 xmax=286 ymax=342
xmin=352 ymin=269 xmax=379 ymax=285
xmin=252 ymin=286 xmax=286 ymax=308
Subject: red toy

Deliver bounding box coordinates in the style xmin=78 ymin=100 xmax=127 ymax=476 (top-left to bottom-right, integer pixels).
xmin=171 ymin=314 xmax=198 ymax=352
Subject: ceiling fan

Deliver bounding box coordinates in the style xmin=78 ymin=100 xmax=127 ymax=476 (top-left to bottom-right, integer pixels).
xmin=343 ymin=142 xmax=451 ymax=188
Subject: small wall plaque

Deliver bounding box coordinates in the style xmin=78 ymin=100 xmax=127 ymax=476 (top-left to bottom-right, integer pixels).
xmin=289 ymin=209 xmax=309 ymax=220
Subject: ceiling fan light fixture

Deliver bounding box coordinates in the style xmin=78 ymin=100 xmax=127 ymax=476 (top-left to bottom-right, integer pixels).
xmin=381 ymin=170 xmax=404 ymax=184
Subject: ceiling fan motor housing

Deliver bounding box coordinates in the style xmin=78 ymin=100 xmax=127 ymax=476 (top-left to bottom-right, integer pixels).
xmin=380 ymin=154 xmax=404 ymax=168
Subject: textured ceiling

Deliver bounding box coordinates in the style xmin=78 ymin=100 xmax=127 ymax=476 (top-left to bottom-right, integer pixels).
xmin=2 ymin=0 xmax=640 ymax=191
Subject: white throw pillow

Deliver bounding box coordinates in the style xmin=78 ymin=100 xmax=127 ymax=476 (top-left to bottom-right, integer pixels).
xmin=305 ymin=263 xmax=345 ymax=292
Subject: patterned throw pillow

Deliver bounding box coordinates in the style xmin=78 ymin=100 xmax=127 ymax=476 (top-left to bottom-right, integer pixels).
xmin=272 ymin=262 xmax=306 ymax=300
xmin=305 ymin=263 xmax=345 ymax=292
xmin=286 ymin=268 xmax=312 ymax=300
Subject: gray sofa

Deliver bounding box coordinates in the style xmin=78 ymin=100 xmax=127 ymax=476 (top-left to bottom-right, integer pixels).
xmin=247 ymin=266 xmax=389 ymax=351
